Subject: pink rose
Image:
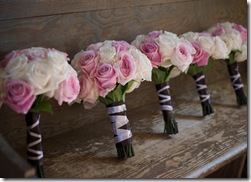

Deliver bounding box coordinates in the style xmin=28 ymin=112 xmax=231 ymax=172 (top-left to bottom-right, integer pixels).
xmin=232 ymin=24 xmax=247 ymax=43
xmin=78 ymin=50 xmax=98 ymax=77
xmin=112 ymin=40 xmax=130 ymax=53
xmin=211 ymin=26 xmax=225 ymax=36
xmin=78 ymin=75 xmax=98 ymax=105
xmin=0 ymin=50 xmax=22 ymax=68
xmin=95 ymin=63 xmax=118 ymax=97
xmin=86 ymin=42 xmax=103 ymax=52
xmin=1 ymin=79 xmax=35 ymax=114
xmin=140 ymin=42 xmax=161 ymax=67
xmin=24 ymin=47 xmax=47 ymax=62
xmin=171 ymin=40 xmax=195 ymax=72
xmin=117 ymin=52 xmax=136 ymax=85
xmin=54 ymin=74 xmax=80 ymax=105
xmin=192 ymin=42 xmax=210 ymax=66
xmin=148 ymin=31 xmax=161 ymax=39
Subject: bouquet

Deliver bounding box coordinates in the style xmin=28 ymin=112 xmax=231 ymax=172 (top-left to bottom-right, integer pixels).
xmin=208 ymin=22 xmax=247 ymax=106
xmin=180 ymin=31 xmax=229 ymax=116
xmin=132 ymin=30 xmax=195 ymax=135
xmin=0 ymin=47 xmax=80 ymax=177
xmin=71 ymin=40 xmax=152 ymax=159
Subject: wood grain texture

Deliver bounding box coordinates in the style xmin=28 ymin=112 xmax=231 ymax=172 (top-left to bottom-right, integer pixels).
xmin=0 ymin=0 xmax=247 ymax=59
xmin=0 ymin=0 xmax=193 ymax=21
xmin=0 ymin=0 xmax=247 ymax=150
xmin=14 ymin=77 xmax=247 ymax=178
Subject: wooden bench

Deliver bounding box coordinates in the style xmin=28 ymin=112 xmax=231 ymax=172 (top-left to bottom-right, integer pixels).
xmin=0 ymin=0 xmax=247 ymax=178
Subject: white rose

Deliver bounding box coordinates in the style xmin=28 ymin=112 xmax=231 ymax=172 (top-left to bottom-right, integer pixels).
xmin=212 ymin=36 xmax=229 ymax=59
xmin=131 ymin=35 xmax=145 ymax=49
xmin=235 ymin=43 xmax=247 ymax=62
xmin=228 ymin=29 xmax=242 ymax=51
xmin=155 ymin=32 xmax=178 ymax=61
xmin=171 ymin=39 xmax=195 ymax=73
xmin=99 ymin=41 xmax=116 ymax=64
xmin=130 ymin=48 xmax=152 ymax=80
xmin=47 ymin=50 xmax=70 ymax=83
xmin=3 ymin=55 xmax=28 ymax=79
xmin=197 ymin=35 xmax=215 ymax=54
xmin=25 ymin=60 xmax=58 ymax=96
xmin=220 ymin=22 xmax=234 ymax=33
xmin=180 ymin=32 xmax=199 ymax=42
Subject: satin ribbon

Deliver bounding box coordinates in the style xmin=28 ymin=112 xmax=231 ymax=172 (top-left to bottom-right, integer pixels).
xmin=195 ymin=74 xmax=210 ymax=102
xmin=157 ymin=84 xmax=173 ymax=111
xmin=107 ymin=104 xmax=132 ymax=144
xmin=27 ymin=116 xmax=43 ymax=161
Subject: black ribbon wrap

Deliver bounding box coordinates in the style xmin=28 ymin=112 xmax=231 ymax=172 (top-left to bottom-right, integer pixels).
xmin=227 ymin=62 xmax=247 ymax=106
xmin=155 ymin=81 xmax=178 ymax=135
xmin=25 ymin=112 xmax=44 ymax=178
xmin=192 ymin=73 xmax=214 ymax=116
xmin=106 ymin=101 xmax=134 ymax=159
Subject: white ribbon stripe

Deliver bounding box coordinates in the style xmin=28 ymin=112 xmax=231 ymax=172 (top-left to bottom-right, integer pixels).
xmin=195 ymin=75 xmax=210 ymax=102
xmin=107 ymin=104 xmax=132 ymax=144
xmin=157 ymin=85 xmax=173 ymax=111
xmin=27 ymin=116 xmax=43 ymax=161
xmin=231 ymin=72 xmax=244 ymax=90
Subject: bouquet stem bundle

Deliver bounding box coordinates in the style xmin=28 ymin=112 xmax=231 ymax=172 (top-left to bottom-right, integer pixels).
xmin=155 ymin=82 xmax=178 ymax=135
xmin=227 ymin=61 xmax=247 ymax=106
xmin=25 ymin=111 xmax=44 ymax=178
xmin=107 ymin=101 xmax=134 ymax=159
xmin=192 ymin=73 xmax=214 ymax=116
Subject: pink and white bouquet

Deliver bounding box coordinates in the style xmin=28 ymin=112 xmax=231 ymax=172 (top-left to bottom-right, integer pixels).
xmin=0 ymin=47 xmax=80 ymax=177
xmin=132 ymin=30 xmax=196 ymax=135
xmin=71 ymin=40 xmax=152 ymax=159
xmin=207 ymin=22 xmax=247 ymax=106
xmin=180 ymin=31 xmax=229 ymax=116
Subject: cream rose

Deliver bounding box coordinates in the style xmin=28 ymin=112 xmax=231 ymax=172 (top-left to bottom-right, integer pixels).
xmin=25 ymin=60 xmax=58 ymax=96
xmin=235 ymin=43 xmax=247 ymax=62
xmin=155 ymin=31 xmax=178 ymax=61
xmin=212 ymin=36 xmax=229 ymax=59
xmin=99 ymin=41 xmax=117 ymax=64
xmin=197 ymin=35 xmax=215 ymax=54
xmin=3 ymin=55 xmax=28 ymax=79
xmin=131 ymin=35 xmax=145 ymax=49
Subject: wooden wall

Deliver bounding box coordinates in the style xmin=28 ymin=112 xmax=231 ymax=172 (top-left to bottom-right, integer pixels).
xmin=0 ymin=0 xmax=247 ymax=149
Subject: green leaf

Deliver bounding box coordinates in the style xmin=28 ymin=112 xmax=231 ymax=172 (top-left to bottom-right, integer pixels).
xmin=99 ymin=84 xmax=127 ymax=106
xmin=152 ymin=66 xmax=174 ymax=85
xmin=29 ymin=95 xmax=53 ymax=114
xmin=187 ymin=57 xmax=214 ymax=76
xmin=225 ymin=50 xmax=240 ymax=65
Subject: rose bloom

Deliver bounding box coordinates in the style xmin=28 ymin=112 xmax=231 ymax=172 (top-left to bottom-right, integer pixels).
xmin=54 ymin=74 xmax=80 ymax=105
xmin=191 ymin=42 xmax=210 ymax=66
xmin=212 ymin=36 xmax=229 ymax=60
xmin=86 ymin=42 xmax=103 ymax=52
xmin=140 ymin=41 xmax=161 ymax=67
xmin=1 ymin=79 xmax=36 ymax=114
xmin=117 ymin=51 xmax=137 ymax=85
xmin=3 ymin=55 xmax=28 ymax=79
xmin=99 ymin=42 xmax=117 ymax=64
xmin=131 ymin=35 xmax=145 ymax=49
xmin=0 ymin=50 xmax=23 ymax=68
xmin=23 ymin=47 xmax=47 ymax=62
xmin=155 ymin=32 xmax=178 ymax=62
xmin=171 ymin=40 xmax=195 ymax=72
xmin=235 ymin=43 xmax=247 ymax=62
xmin=78 ymin=74 xmax=99 ymax=108
xmin=77 ymin=50 xmax=98 ymax=77
xmin=232 ymin=24 xmax=247 ymax=43
xmin=112 ymin=40 xmax=130 ymax=54
xmin=95 ymin=63 xmax=118 ymax=97
xmin=25 ymin=60 xmax=57 ymax=96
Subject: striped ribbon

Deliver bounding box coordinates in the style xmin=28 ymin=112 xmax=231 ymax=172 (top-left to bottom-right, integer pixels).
xmin=107 ymin=103 xmax=132 ymax=144
xmin=26 ymin=114 xmax=43 ymax=161
xmin=195 ymin=74 xmax=210 ymax=102
xmin=157 ymin=84 xmax=173 ymax=111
